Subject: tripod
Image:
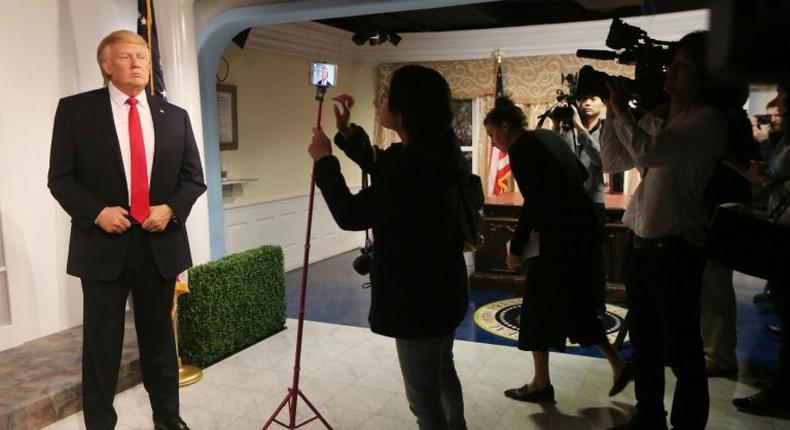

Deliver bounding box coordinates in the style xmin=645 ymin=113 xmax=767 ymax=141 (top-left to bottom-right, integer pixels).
xmin=261 ymin=86 xmax=333 ymax=430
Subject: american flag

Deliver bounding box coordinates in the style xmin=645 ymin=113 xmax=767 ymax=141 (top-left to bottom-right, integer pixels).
xmin=138 ymin=0 xmax=166 ymax=98
xmin=487 ymin=54 xmax=511 ymax=196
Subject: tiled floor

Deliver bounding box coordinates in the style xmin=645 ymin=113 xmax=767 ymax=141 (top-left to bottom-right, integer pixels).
xmin=44 ymin=318 xmax=788 ymax=430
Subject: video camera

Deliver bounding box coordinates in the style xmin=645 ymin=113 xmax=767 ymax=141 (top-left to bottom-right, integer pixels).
xmin=576 ymin=18 xmax=676 ymax=112
xmin=537 ymin=73 xmax=579 ymax=130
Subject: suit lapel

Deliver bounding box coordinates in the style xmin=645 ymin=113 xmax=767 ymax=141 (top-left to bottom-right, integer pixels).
xmin=94 ymin=88 xmax=127 ymax=198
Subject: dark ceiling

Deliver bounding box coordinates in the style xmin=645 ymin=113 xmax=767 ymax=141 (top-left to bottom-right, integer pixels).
xmin=316 ymin=0 xmax=709 ymax=34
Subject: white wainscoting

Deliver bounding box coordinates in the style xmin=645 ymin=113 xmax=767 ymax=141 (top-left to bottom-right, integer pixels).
xmin=223 ymin=190 xmax=365 ymax=272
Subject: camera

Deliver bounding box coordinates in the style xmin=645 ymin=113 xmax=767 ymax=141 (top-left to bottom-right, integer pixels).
xmin=537 ymin=73 xmax=579 ymax=129
xmin=575 ymin=18 xmax=676 ymax=112
xmin=755 ymin=114 xmax=772 ymax=125
xmin=352 ymin=239 xmax=374 ymax=276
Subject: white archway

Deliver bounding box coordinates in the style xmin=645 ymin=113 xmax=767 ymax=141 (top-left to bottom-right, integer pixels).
xmin=195 ymin=0 xmax=496 ymax=259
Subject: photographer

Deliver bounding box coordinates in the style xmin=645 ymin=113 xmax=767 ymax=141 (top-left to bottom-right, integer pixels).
xmin=552 ymin=95 xmax=614 ymax=319
xmin=308 ymin=65 xmax=469 ymax=430
xmin=754 ymin=98 xmax=785 ymax=174
xmin=601 ymin=31 xmax=727 ymax=430
xmin=732 ymin=85 xmax=790 ymax=417
xmin=553 ymin=95 xmax=607 ymax=216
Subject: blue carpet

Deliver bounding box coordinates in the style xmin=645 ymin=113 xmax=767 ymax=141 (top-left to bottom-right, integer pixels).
xmin=286 ymin=250 xmax=779 ymax=376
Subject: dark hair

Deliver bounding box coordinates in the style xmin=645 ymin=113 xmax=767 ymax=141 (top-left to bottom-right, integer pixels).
xmin=676 ymin=31 xmax=708 ymax=80
xmin=767 ymin=97 xmax=779 ymax=109
xmin=484 ymin=96 xmax=526 ymax=128
xmin=387 ymin=65 xmax=453 ymax=143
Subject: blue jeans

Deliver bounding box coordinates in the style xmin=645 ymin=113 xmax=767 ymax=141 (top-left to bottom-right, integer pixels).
xmin=395 ymin=336 xmax=467 ymax=430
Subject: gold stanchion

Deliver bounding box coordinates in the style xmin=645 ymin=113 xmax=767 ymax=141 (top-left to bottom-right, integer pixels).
xmin=173 ymin=280 xmax=202 ymax=387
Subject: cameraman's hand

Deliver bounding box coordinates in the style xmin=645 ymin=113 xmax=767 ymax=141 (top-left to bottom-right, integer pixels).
xmin=309 ymin=127 xmax=332 ymax=161
xmin=332 ymin=94 xmax=355 ymax=138
xmin=752 ymin=116 xmax=769 ymax=142
xmin=505 ymin=253 xmax=522 ymax=270
xmin=604 ymin=77 xmax=628 ymax=117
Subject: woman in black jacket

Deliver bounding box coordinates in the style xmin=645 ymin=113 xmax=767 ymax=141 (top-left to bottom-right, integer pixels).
xmin=484 ymin=97 xmax=631 ymax=404
xmin=309 ymin=65 xmax=469 ymax=430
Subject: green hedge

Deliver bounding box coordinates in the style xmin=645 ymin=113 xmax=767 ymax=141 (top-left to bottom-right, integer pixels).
xmin=177 ymin=245 xmax=286 ymax=368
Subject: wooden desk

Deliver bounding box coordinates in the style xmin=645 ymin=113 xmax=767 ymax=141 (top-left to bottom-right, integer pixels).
xmin=469 ymin=192 xmax=630 ymax=296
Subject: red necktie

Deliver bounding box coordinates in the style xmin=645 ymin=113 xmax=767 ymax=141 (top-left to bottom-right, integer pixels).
xmin=127 ymin=98 xmax=150 ymax=223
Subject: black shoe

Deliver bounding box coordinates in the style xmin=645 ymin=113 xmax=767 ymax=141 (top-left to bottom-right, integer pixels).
xmin=733 ymin=389 xmax=790 ymax=417
xmin=768 ymin=323 xmax=782 ymax=335
xmin=504 ymin=384 xmax=555 ymax=403
xmin=154 ymin=417 xmax=191 ymax=430
xmin=610 ymin=361 xmax=634 ymax=396
xmin=609 ymin=417 xmax=667 ymax=430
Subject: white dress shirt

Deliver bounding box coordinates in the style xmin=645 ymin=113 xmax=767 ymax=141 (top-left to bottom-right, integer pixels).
xmin=108 ymin=81 xmax=155 ymax=204
xmin=601 ymin=103 xmax=727 ymax=246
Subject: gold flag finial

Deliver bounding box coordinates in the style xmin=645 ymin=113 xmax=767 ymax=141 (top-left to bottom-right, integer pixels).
xmin=493 ymin=48 xmax=504 ymax=64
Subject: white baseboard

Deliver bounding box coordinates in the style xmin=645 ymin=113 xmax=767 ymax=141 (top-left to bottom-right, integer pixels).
xmin=224 ymin=190 xmax=365 ymax=272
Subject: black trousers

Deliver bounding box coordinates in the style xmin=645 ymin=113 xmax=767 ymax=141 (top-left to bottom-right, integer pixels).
xmin=625 ymin=233 xmax=709 ymax=430
xmin=81 ymin=226 xmax=178 ymax=429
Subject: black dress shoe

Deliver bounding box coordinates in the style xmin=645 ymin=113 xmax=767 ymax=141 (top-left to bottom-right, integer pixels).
xmin=610 ymin=361 xmax=634 ymax=396
xmin=733 ymin=389 xmax=790 ymax=417
xmin=154 ymin=417 xmax=191 ymax=430
xmin=504 ymin=384 xmax=555 ymax=403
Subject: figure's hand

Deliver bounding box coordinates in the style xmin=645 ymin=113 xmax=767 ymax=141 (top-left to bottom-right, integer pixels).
xmin=309 ymin=127 xmax=332 ymax=161
xmin=604 ymin=77 xmax=629 ymax=117
xmin=506 ymin=253 xmax=522 ymax=270
xmin=142 ymin=204 xmax=173 ymax=232
xmin=332 ymin=94 xmax=355 ymax=138
xmin=96 ymin=206 xmax=131 ymax=234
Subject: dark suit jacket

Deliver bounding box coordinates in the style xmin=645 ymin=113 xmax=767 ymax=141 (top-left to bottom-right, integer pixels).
xmin=508 ymin=129 xmax=596 ymax=256
xmin=48 ymin=87 xmax=206 ymax=281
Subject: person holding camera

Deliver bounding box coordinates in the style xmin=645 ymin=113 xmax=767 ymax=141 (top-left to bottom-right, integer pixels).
xmin=732 ymin=85 xmax=790 ymax=417
xmin=601 ymin=31 xmax=728 ymax=430
xmin=552 ymin=95 xmax=612 ymax=312
xmin=754 ymin=98 xmax=785 ymax=174
xmin=485 ymin=97 xmax=632 ymax=405
xmin=308 ymin=65 xmax=469 ymax=430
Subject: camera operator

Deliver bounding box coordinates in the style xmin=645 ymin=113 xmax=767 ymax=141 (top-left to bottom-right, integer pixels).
xmin=552 ymin=95 xmax=611 ymax=319
xmin=309 ymin=65 xmax=469 ymax=430
xmin=732 ymin=85 xmax=790 ymax=417
xmin=601 ymin=31 xmax=728 ymax=430
xmin=753 ymin=97 xmax=786 ymax=176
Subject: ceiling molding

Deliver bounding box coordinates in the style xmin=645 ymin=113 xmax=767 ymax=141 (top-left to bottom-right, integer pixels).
xmin=245 ymin=9 xmax=709 ymax=64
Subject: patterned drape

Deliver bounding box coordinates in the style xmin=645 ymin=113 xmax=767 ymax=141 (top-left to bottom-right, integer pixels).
xmin=373 ymin=53 xmax=634 ymax=183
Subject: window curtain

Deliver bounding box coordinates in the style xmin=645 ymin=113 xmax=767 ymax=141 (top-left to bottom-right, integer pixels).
xmin=373 ymin=54 xmax=634 ymax=185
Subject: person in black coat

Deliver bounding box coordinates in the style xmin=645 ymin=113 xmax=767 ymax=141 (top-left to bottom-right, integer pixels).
xmin=484 ymin=97 xmax=631 ymax=404
xmin=309 ymin=65 xmax=469 ymax=430
xmin=48 ymin=30 xmax=204 ymax=430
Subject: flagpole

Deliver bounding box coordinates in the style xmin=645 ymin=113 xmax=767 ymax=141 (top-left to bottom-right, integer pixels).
xmin=145 ymin=0 xmax=155 ymax=96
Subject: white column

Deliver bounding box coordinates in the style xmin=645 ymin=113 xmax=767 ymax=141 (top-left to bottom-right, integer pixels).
xmin=155 ymin=0 xmax=211 ymax=266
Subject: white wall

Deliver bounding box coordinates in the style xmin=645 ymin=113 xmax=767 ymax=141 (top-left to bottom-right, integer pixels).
xmin=0 ymin=0 xmax=135 ymax=349
xmin=0 ymin=0 xmax=210 ymax=351
xmin=218 ymin=45 xmax=377 ymax=204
